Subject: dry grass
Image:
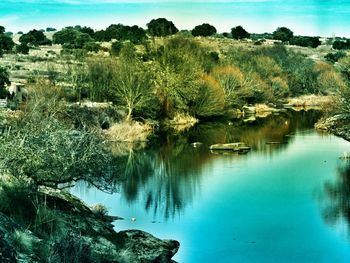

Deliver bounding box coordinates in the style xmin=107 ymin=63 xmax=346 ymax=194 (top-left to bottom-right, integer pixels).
xmin=165 ymin=112 xmax=198 ymax=132
xmin=104 ymin=120 xmax=153 ymax=142
xmin=287 ymin=95 xmax=333 ymax=107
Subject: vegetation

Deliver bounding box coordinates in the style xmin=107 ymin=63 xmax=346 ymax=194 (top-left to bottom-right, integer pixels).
xmin=147 ymin=18 xmax=178 ymax=37
xmin=0 ymin=67 xmax=10 ymax=99
xmin=231 ymin=26 xmax=250 ymax=40
xmin=289 ymin=36 xmax=321 ymax=48
xmin=19 ymin=29 xmax=52 ymax=46
xmin=0 ymin=26 xmax=14 ymax=56
xmin=272 ymin=27 xmax=294 ymax=43
xmin=192 ymin=23 xmax=217 ymax=37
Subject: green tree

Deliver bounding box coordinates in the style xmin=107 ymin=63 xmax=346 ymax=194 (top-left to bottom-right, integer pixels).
xmin=0 ymin=34 xmax=15 ymax=55
xmin=0 ymin=67 xmax=10 ymax=99
xmin=191 ymin=23 xmax=217 ymax=37
xmin=19 ymin=29 xmax=51 ymax=46
xmin=272 ymin=27 xmax=294 ymax=43
xmin=231 ymin=26 xmax=250 ymax=40
xmin=147 ymin=18 xmax=178 ymax=37
xmin=16 ymin=43 xmax=30 ymax=54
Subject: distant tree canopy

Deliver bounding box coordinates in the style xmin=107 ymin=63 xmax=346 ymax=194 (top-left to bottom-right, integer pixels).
xmin=93 ymin=24 xmax=147 ymax=44
xmin=272 ymin=27 xmax=294 ymax=42
xmin=46 ymin=27 xmax=57 ymax=32
xmin=231 ymin=26 xmax=250 ymax=40
xmin=191 ymin=23 xmax=217 ymax=37
xmin=290 ymin=36 xmax=321 ymax=48
xmin=332 ymin=39 xmax=350 ymax=50
xmin=147 ymin=18 xmax=178 ymax=37
xmin=19 ymin=29 xmax=52 ymax=46
xmin=0 ymin=26 xmax=15 ymax=56
xmin=53 ymin=28 xmax=94 ymax=49
xmin=0 ymin=67 xmax=10 ymax=99
xmin=16 ymin=43 xmax=30 ymax=54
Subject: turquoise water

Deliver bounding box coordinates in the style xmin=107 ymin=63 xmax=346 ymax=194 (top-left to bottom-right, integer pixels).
xmin=2 ymin=1 xmax=350 ymax=37
xmin=72 ymin=111 xmax=350 ymax=262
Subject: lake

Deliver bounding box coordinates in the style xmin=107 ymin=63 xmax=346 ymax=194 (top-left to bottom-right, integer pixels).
xmin=72 ymin=110 xmax=350 ymax=262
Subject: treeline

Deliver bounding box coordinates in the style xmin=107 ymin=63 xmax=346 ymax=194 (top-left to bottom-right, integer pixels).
xmin=1 ymin=18 xmax=343 ymax=58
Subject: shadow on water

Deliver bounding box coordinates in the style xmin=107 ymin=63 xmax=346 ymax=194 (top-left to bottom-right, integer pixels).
xmin=321 ymin=161 xmax=350 ymax=235
xmin=113 ymin=109 xmax=322 ymax=219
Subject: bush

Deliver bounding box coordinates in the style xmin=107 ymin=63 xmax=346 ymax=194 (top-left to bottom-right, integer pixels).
xmin=325 ymin=51 xmax=346 ymax=63
xmin=16 ymin=43 xmax=29 ymax=54
xmin=192 ymin=23 xmax=217 ymax=37
xmin=147 ymin=18 xmax=178 ymax=37
xmin=19 ymin=29 xmax=51 ymax=46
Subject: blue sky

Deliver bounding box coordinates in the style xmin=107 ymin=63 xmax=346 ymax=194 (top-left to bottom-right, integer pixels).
xmin=1 ymin=0 xmax=350 ymax=37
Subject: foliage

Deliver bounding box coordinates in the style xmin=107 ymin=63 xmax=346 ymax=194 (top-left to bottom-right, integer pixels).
xmin=192 ymin=23 xmax=217 ymax=37
xmin=0 ymin=66 xmax=10 ymax=99
xmin=147 ymin=18 xmax=178 ymax=37
xmin=332 ymin=39 xmax=350 ymax=50
xmin=93 ymin=24 xmax=147 ymax=44
xmin=325 ymin=51 xmax=346 ymax=63
xmin=0 ymin=82 xmax=119 ymax=190
xmin=290 ymin=36 xmax=321 ymax=48
xmin=19 ymin=29 xmax=52 ymax=46
xmin=272 ymin=27 xmax=294 ymax=42
xmin=53 ymin=28 xmax=96 ymax=50
xmin=0 ymin=26 xmax=15 ymax=56
xmin=16 ymin=43 xmax=30 ymax=54
xmin=111 ymin=44 xmax=155 ymax=120
xmin=110 ymin=41 xmax=124 ymax=56
xmin=46 ymin=27 xmax=56 ymax=32
xmin=231 ymin=26 xmax=250 ymax=40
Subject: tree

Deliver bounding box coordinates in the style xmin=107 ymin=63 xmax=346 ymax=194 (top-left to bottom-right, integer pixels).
xmin=16 ymin=43 xmax=30 ymax=54
xmin=0 ymin=67 xmax=10 ymax=99
xmin=289 ymin=36 xmax=321 ymax=48
xmin=231 ymin=26 xmax=250 ymax=40
xmin=0 ymin=34 xmax=15 ymax=55
xmin=0 ymin=26 xmax=5 ymax=34
xmin=272 ymin=27 xmax=294 ymax=43
xmin=147 ymin=18 xmax=178 ymax=37
xmin=19 ymin=29 xmax=52 ymax=46
xmin=0 ymin=83 xmax=119 ymax=190
xmin=191 ymin=23 xmax=217 ymax=37
xmin=112 ymin=44 xmax=154 ymax=120
xmin=46 ymin=27 xmax=56 ymax=32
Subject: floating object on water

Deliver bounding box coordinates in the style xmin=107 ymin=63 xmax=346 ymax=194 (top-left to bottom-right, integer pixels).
xmin=191 ymin=142 xmax=203 ymax=148
xmin=209 ymin=142 xmax=251 ymax=152
xmin=131 ymin=217 xmax=136 ymax=221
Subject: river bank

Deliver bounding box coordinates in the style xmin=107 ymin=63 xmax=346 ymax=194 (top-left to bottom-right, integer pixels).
xmin=0 ymin=180 xmax=179 ymax=263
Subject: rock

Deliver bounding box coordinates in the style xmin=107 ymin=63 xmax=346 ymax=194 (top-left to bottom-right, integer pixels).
xmin=242 ymin=105 xmax=256 ymax=115
xmin=209 ymin=142 xmax=251 ymax=152
xmin=116 ymin=230 xmax=179 ymax=263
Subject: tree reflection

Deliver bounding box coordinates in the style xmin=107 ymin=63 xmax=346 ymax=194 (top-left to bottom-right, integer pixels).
xmin=115 ymin=110 xmax=322 ymax=219
xmin=321 ymin=162 xmax=350 ymax=228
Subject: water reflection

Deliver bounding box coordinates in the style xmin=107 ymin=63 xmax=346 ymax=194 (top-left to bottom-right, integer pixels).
xmin=115 ymin=110 xmax=321 ymax=219
xmin=321 ymin=161 xmax=350 ymax=234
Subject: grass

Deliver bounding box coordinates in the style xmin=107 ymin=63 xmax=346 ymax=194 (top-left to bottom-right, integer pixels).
xmin=104 ymin=120 xmax=153 ymax=142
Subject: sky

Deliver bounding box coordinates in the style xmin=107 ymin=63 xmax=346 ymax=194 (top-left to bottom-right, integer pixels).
xmin=1 ymin=0 xmax=350 ymax=37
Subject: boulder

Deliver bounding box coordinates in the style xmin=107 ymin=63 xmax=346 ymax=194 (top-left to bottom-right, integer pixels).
xmin=209 ymin=142 xmax=251 ymax=152
xmin=116 ymin=230 xmax=180 ymax=263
